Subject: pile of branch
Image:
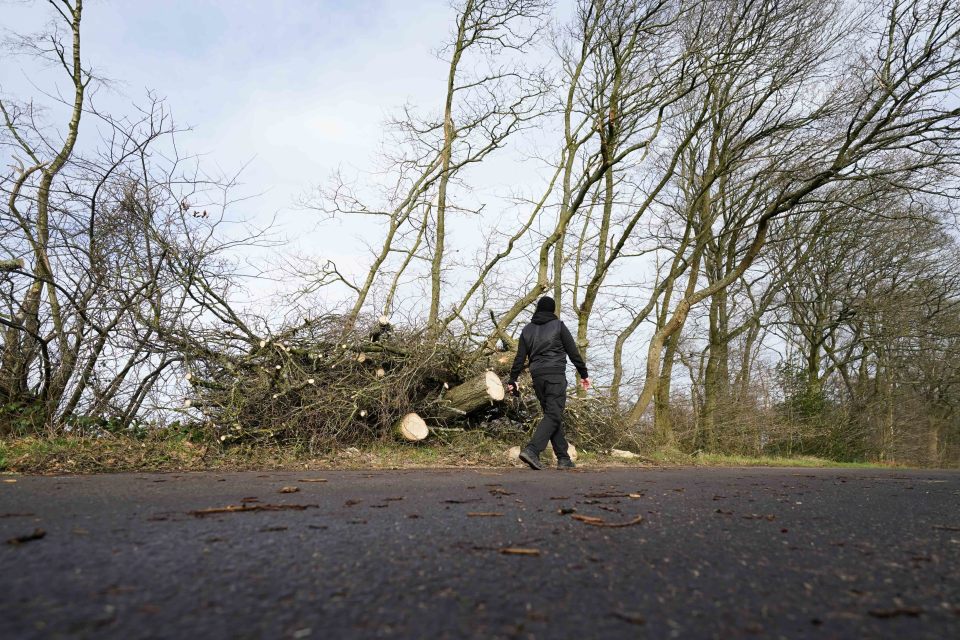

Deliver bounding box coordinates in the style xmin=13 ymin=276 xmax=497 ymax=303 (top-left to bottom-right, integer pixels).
xmin=180 ymin=315 xmax=506 ymax=448
xmin=562 ymin=394 xmax=630 ymax=451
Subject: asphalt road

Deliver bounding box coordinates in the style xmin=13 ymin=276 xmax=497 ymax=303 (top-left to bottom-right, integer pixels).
xmin=1 ymin=467 xmax=958 ymax=639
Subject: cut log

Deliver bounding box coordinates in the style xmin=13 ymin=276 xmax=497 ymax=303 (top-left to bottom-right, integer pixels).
xmin=610 ymin=448 xmax=639 ymax=459
xmin=394 ymin=412 xmax=428 ymax=442
xmin=439 ymin=371 xmax=504 ymax=419
xmin=491 ymin=350 xmax=518 ymax=375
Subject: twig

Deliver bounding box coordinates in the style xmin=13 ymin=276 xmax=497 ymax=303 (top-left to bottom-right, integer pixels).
xmin=188 ymin=504 xmax=318 ymax=517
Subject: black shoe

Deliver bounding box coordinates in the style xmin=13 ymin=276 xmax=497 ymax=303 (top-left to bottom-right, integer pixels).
xmin=519 ymin=448 xmax=543 ymax=470
xmin=557 ymin=457 xmax=576 ymax=469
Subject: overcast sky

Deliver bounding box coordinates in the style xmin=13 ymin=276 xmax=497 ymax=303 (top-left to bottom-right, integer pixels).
xmin=2 ymin=0 xmax=560 ymax=300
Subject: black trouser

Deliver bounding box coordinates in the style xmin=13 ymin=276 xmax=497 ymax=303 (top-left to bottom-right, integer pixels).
xmin=527 ymin=373 xmax=570 ymax=459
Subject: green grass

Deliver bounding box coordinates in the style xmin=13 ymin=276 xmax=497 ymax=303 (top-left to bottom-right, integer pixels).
xmin=689 ymin=452 xmax=885 ymax=468
xmin=0 ymin=431 xmax=901 ymax=474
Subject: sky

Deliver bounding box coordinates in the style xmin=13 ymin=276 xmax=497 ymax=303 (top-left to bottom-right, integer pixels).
xmin=1 ymin=0 xmax=556 ymax=304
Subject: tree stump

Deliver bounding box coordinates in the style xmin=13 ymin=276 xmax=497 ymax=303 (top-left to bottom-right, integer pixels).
xmin=394 ymin=412 xmax=428 ymax=441
xmin=439 ymin=371 xmax=504 ymax=419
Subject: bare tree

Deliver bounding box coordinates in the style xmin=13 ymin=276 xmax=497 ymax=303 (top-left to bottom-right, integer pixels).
xmin=624 ymin=0 xmax=960 ymax=426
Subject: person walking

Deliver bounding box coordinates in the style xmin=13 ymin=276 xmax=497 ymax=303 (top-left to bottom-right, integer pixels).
xmin=506 ymin=296 xmax=590 ymax=470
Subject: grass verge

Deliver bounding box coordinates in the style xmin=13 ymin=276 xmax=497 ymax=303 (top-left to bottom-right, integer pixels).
xmin=0 ymin=432 xmax=896 ymax=474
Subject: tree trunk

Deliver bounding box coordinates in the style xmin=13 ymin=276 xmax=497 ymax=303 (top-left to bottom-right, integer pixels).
xmin=926 ymin=415 xmax=941 ymax=467
xmin=700 ymin=290 xmax=729 ymax=452
xmin=439 ymin=371 xmax=504 ymax=419
xmin=653 ymin=333 xmax=678 ymax=449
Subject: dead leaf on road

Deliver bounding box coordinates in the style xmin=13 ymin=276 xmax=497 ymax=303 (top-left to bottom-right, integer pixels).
xmin=278 ymin=486 xmax=300 ymax=494
xmin=611 ymin=611 xmax=646 ymax=625
xmin=583 ymin=492 xmax=630 ymax=499
xmin=6 ymin=528 xmax=45 ymax=545
xmin=571 ymin=514 xmax=643 ymax=528
xmin=868 ymin=607 xmax=923 ymax=618
xmin=500 ymin=547 xmax=540 ymax=556
xmin=299 ymin=478 xmax=328 ymax=483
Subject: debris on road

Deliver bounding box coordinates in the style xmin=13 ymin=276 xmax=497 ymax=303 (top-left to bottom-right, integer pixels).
xmin=571 ymin=514 xmax=643 ymax=528
xmin=6 ymin=528 xmax=45 ymax=545
xmin=188 ymin=504 xmax=318 ymax=517
xmin=610 ymin=611 xmax=646 ymax=625
xmin=583 ymin=491 xmax=630 ymax=498
xmin=868 ymin=606 xmax=923 ymax=618
xmin=467 ymin=512 xmax=503 ymax=517
xmin=278 ymin=486 xmax=300 ymax=494
xmin=500 ymin=547 xmax=540 ymax=556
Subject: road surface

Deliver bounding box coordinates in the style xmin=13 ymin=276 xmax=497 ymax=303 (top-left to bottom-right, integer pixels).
xmin=1 ymin=467 xmax=958 ymax=639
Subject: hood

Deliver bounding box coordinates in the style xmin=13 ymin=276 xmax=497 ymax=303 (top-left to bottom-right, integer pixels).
xmin=532 ymin=311 xmax=558 ymax=325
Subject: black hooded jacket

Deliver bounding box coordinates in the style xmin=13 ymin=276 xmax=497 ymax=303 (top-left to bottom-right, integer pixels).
xmin=508 ymin=311 xmax=588 ymax=384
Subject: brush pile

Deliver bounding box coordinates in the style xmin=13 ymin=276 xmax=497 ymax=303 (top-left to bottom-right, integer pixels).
xmin=181 ymin=315 xmax=514 ymax=448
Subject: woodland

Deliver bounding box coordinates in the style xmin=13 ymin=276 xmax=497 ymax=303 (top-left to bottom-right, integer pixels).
xmin=2 ymin=0 xmax=959 ymax=466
